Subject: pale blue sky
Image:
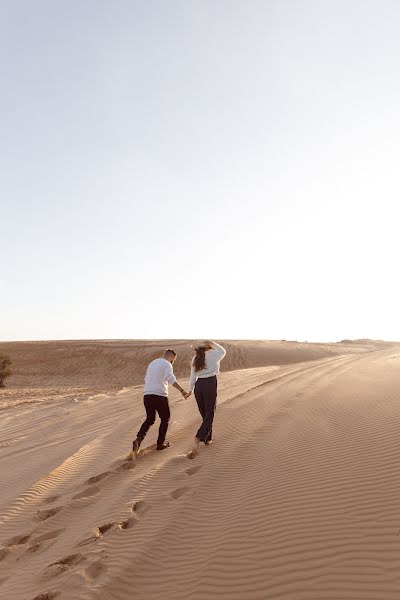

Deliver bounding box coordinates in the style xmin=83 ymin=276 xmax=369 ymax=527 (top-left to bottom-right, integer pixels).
xmin=1 ymin=0 xmax=399 ymax=342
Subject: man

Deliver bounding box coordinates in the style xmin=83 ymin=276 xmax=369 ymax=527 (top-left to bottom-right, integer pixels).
xmin=130 ymin=349 xmax=188 ymax=457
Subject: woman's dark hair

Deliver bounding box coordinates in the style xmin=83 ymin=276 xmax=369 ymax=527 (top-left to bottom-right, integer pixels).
xmin=193 ymin=346 xmax=206 ymax=372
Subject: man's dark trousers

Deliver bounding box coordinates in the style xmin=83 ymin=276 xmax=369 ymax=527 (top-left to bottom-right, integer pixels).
xmin=137 ymin=394 xmax=170 ymax=446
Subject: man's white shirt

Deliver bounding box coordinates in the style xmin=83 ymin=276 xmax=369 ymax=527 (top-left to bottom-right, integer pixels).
xmin=144 ymin=358 xmax=177 ymax=397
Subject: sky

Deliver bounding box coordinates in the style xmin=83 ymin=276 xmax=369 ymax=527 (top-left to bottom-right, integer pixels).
xmin=1 ymin=0 xmax=399 ymax=342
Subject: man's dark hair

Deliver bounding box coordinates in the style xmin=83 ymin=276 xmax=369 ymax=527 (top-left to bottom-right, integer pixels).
xmin=164 ymin=349 xmax=177 ymax=360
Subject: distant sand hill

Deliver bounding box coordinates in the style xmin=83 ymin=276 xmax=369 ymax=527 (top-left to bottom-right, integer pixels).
xmin=1 ymin=339 xmax=400 ymax=600
xmin=0 ymin=338 xmax=389 ymax=389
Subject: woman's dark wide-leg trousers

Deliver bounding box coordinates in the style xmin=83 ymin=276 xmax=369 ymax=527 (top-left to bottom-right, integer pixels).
xmin=194 ymin=375 xmax=217 ymax=443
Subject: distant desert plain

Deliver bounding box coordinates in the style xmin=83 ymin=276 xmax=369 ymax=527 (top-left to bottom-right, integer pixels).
xmin=1 ymin=338 xmax=400 ymax=600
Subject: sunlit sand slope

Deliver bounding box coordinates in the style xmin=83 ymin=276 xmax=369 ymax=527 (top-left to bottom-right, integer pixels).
xmin=1 ymin=345 xmax=400 ymax=599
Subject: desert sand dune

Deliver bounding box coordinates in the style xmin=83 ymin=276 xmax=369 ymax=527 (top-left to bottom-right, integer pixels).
xmin=1 ymin=340 xmax=400 ymax=599
xmin=0 ymin=338 xmax=387 ymax=392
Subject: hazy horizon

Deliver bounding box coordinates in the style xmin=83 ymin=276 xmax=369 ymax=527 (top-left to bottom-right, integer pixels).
xmin=2 ymin=1 xmax=399 ymax=342
xmin=1 ymin=336 xmax=399 ymax=345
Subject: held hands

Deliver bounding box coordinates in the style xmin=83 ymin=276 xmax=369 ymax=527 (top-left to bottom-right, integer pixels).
xmin=181 ymin=390 xmax=191 ymax=399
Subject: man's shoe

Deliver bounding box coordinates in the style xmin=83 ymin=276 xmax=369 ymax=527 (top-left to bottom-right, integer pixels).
xmin=132 ymin=438 xmax=142 ymax=456
xmin=156 ymin=441 xmax=170 ymax=451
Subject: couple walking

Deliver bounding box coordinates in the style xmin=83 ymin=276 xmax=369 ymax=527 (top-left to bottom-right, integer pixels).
xmin=130 ymin=341 xmax=226 ymax=460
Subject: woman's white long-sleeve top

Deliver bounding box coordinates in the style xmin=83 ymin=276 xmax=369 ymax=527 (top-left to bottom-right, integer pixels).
xmin=188 ymin=342 xmax=226 ymax=393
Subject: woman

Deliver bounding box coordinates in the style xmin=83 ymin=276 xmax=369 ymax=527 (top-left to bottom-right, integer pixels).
xmin=187 ymin=340 xmax=226 ymax=459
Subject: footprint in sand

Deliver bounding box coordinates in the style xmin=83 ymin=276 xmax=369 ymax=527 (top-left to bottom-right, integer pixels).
xmin=130 ymin=500 xmax=150 ymax=515
xmin=130 ymin=443 xmax=157 ymax=460
xmin=27 ymin=529 xmax=65 ymax=554
xmin=32 ymin=530 xmax=65 ymax=544
xmin=86 ymin=471 xmax=111 ymax=485
xmin=112 ymin=444 xmax=157 ymax=470
xmin=0 ymin=576 xmax=9 ymax=587
xmin=1 ymin=533 xmax=32 ymax=562
xmin=31 ymin=593 xmax=59 ymax=600
xmin=79 ymin=516 xmax=137 ymax=546
xmin=0 ymin=548 xmax=10 ymax=562
xmin=72 ymin=485 xmax=100 ymax=500
xmin=42 ymin=552 xmax=86 ymax=579
xmin=170 ymin=487 xmax=191 ymax=500
xmin=79 ymin=522 xmax=115 ymax=546
xmin=186 ymin=449 xmax=198 ymax=460
xmin=97 ymin=522 xmax=114 ymax=535
xmin=186 ymin=465 xmax=202 ymax=477
xmin=4 ymin=533 xmax=31 ymax=546
xmin=1 ymin=533 xmax=31 ymax=561
xmin=84 ymin=558 xmax=107 ymax=580
xmin=42 ymin=495 xmax=61 ymax=505
xmin=112 ymin=456 xmax=136 ymax=470
xmin=80 ymin=514 xmax=139 ymax=544
xmin=115 ymin=461 xmax=136 ymax=472
xmin=117 ymin=517 xmax=137 ymax=530
xmin=36 ymin=506 xmax=63 ymax=521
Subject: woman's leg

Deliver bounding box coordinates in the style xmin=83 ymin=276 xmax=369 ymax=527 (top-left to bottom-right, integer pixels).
xmin=194 ymin=382 xmax=206 ymax=419
xmin=205 ymin=379 xmax=217 ymax=443
xmin=188 ymin=378 xmax=217 ymax=459
xmin=187 ymin=381 xmax=204 ymax=458
xmin=196 ymin=377 xmax=217 ymax=442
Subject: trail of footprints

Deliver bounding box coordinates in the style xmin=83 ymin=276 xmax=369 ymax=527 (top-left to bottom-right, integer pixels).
xmin=1 ymin=450 xmax=202 ymax=599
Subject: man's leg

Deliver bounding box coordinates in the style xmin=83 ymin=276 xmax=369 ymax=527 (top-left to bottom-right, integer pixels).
xmin=136 ymin=395 xmax=157 ymax=443
xmin=155 ymin=396 xmax=170 ymax=449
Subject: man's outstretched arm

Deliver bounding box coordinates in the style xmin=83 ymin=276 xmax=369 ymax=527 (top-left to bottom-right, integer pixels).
xmin=172 ymin=381 xmax=189 ymax=398
xmin=165 ymin=361 xmax=189 ymax=398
